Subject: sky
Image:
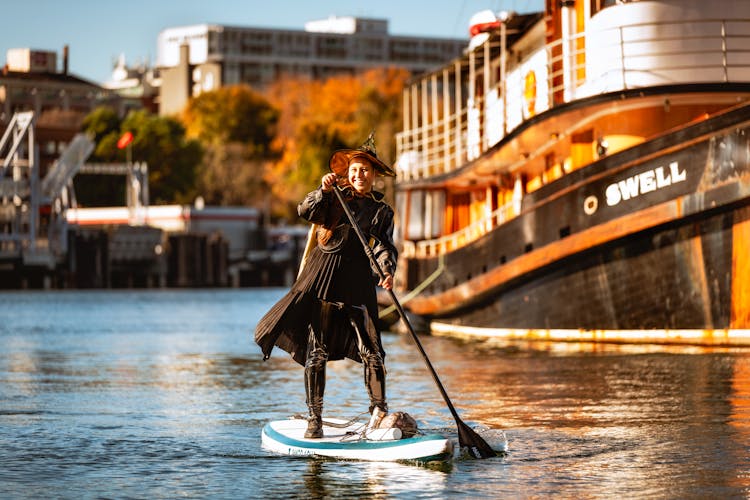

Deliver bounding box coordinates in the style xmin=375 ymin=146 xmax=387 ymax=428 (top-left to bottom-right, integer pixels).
xmin=0 ymin=0 xmax=543 ymax=84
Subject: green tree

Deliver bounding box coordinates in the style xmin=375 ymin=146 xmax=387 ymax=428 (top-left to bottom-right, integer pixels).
xmin=81 ymin=106 xmax=119 ymax=147
xmin=76 ymin=106 xmax=202 ymax=206
xmin=121 ymin=110 xmax=202 ymax=204
xmin=76 ymin=106 xmax=127 ymax=205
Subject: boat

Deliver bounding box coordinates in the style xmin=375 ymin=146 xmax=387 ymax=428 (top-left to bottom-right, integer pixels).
xmin=391 ymin=0 xmax=750 ymax=345
xmin=261 ymin=418 xmax=455 ymax=462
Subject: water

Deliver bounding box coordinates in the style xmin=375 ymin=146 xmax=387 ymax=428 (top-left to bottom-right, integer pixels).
xmin=1 ymin=290 xmax=749 ymax=499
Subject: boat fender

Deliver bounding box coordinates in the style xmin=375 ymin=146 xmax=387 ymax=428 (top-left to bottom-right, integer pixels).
xmin=364 ymin=427 xmax=403 ymax=441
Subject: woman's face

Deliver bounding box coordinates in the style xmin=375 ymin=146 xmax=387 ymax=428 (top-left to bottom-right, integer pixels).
xmin=348 ymin=158 xmax=375 ymax=194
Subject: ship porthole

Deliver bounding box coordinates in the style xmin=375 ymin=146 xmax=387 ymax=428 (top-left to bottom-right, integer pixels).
xmin=584 ymin=195 xmax=598 ymax=215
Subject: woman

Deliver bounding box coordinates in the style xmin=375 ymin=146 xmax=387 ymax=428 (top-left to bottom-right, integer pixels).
xmin=255 ymin=134 xmax=397 ymax=438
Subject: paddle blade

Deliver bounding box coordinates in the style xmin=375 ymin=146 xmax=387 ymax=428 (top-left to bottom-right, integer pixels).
xmin=457 ymin=420 xmax=497 ymax=459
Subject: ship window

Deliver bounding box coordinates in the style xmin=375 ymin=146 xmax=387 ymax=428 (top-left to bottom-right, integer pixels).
xmin=500 ymin=255 xmax=506 ymax=265
xmin=406 ymin=191 xmax=425 ymax=240
xmin=559 ymin=226 xmax=571 ymax=238
xmin=427 ymin=191 xmax=445 ymax=239
xmin=591 ymin=0 xmax=619 ymax=16
xmin=524 ymin=243 xmax=533 ymax=253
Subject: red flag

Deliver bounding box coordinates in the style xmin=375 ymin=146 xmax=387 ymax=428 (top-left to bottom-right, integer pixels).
xmin=117 ymin=131 xmax=134 ymax=149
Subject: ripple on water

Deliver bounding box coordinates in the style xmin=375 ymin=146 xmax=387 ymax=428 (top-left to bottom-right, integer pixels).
xmin=1 ymin=290 xmax=750 ymax=498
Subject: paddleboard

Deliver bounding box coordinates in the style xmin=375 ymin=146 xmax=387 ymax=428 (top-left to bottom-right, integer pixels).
xmin=262 ymin=417 xmax=454 ymax=462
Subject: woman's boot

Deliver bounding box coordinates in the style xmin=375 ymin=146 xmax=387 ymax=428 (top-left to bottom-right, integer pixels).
xmin=304 ymin=324 xmax=327 ymax=438
xmin=363 ymin=350 xmax=387 ymax=429
xmin=348 ymin=305 xmax=388 ymax=427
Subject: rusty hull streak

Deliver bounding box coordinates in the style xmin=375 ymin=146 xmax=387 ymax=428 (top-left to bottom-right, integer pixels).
xmin=732 ymin=208 xmax=750 ymax=328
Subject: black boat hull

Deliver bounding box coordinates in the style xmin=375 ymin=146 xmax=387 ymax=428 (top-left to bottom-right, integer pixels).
xmin=401 ymin=106 xmax=750 ymax=330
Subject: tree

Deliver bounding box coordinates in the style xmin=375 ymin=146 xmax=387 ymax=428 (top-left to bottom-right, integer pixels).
xmin=182 ymin=85 xmax=279 ymax=206
xmin=76 ymin=106 xmax=125 ymax=205
xmin=76 ymin=69 xmax=407 ymax=215
xmin=76 ymin=106 xmax=202 ymax=206
xmin=121 ymin=110 xmax=202 ymax=204
xmin=81 ymin=106 xmax=119 ymax=146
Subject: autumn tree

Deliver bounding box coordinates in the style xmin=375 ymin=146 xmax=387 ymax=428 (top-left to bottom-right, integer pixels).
xmin=77 ymin=107 xmax=202 ymax=205
xmin=182 ymin=85 xmax=279 ymax=206
xmin=78 ymin=70 xmax=407 ymax=216
xmin=265 ymin=67 xmax=409 ymax=221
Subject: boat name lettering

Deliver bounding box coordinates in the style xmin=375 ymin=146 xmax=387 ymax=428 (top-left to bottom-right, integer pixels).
xmin=605 ymin=161 xmax=686 ymax=207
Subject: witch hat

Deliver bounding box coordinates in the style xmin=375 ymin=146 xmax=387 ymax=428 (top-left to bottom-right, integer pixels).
xmin=329 ymin=131 xmax=396 ymax=177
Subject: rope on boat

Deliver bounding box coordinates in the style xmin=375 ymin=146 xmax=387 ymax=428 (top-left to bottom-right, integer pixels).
xmin=379 ymin=253 xmax=445 ymax=319
xmin=290 ymin=412 xmax=369 ymax=429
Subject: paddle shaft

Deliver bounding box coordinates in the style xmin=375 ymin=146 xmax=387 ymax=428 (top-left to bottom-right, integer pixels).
xmin=331 ymin=187 xmax=465 ymax=424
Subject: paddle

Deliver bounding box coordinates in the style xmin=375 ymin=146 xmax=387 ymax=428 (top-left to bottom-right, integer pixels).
xmin=332 ymin=185 xmax=496 ymax=459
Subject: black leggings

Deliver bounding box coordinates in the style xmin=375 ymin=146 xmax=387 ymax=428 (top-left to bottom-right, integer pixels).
xmin=305 ymin=300 xmax=387 ymax=414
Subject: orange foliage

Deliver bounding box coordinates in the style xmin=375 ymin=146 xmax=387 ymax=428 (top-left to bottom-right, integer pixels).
xmin=263 ymin=67 xmax=410 ymax=220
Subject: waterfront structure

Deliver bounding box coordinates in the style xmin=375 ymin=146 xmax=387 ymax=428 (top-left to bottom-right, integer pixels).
xmin=392 ymin=0 xmax=750 ymax=345
xmin=0 ymin=48 xmax=125 ymax=287
xmin=66 ymin=204 xmax=307 ymax=287
xmin=0 ymin=48 xmax=308 ymax=289
xmin=0 ymin=127 xmax=300 ymax=289
xmin=156 ymin=17 xmax=467 ymax=115
xmin=0 ymin=110 xmax=94 ymax=286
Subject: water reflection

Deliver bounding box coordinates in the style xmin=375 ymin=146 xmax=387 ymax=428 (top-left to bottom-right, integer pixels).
xmin=1 ymin=290 xmax=749 ymax=498
xmin=296 ymin=458 xmax=450 ymax=499
xmin=409 ymin=334 xmax=750 ymax=497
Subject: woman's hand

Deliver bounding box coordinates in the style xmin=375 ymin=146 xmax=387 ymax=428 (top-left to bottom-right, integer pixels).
xmin=378 ymin=274 xmax=393 ymax=291
xmin=321 ymin=173 xmax=338 ymax=192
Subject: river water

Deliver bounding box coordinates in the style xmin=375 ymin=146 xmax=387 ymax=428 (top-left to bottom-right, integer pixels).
xmin=1 ymin=289 xmax=749 ymax=499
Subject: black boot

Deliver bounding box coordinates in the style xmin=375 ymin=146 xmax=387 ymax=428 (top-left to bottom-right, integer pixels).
xmin=363 ymin=349 xmax=387 ymax=419
xmin=304 ymin=325 xmax=327 ymax=439
xmin=349 ymin=305 xmax=388 ymax=419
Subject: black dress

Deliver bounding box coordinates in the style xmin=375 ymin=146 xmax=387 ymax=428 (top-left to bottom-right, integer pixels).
xmin=254 ymin=186 xmax=398 ymax=366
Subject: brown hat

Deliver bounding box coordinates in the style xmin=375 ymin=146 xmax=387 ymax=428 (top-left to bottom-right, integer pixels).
xmin=329 ymin=132 xmax=396 ymax=178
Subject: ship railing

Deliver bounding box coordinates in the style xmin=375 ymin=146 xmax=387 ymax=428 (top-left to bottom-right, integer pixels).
xmin=396 ymin=108 xmax=468 ymax=181
xmin=404 ymin=200 xmax=516 ymax=259
xmin=396 ymin=17 xmax=750 ymax=182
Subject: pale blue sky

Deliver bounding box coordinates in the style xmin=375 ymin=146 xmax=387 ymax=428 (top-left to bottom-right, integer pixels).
xmin=0 ymin=0 xmax=542 ymax=84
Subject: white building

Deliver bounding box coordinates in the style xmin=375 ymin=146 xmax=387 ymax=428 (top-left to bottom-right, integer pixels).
xmin=156 ymin=16 xmax=467 ymax=115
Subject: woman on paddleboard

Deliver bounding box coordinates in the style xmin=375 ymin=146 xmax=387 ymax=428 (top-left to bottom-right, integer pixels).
xmin=255 ymin=133 xmax=397 ymax=439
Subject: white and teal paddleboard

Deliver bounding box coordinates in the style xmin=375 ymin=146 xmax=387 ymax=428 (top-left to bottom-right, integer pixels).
xmin=261 ymin=417 xmax=454 ymax=462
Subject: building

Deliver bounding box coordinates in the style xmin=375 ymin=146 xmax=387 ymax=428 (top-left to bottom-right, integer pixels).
xmin=102 ymin=54 xmax=161 ymax=114
xmin=157 ymin=16 xmax=467 ymax=115
xmin=0 ymin=47 xmax=121 ymax=169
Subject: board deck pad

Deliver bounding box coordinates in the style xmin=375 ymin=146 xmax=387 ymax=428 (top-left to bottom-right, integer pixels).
xmin=262 ymin=417 xmax=455 ymax=462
